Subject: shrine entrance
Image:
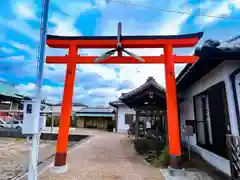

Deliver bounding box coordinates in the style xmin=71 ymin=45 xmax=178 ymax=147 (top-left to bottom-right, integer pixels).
xmin=117 ymin=76 xmax=167 ymax=140
xmin=134 ymin=108 xmax=167 ymax=140
xmin=46 ymin=22 xmax=203 ymax=172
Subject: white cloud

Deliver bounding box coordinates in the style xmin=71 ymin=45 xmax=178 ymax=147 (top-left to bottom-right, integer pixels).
xmin=16 ymin=83 xmax=35 ymax=93
xmin=229 ymin=0 xmax=240 ymax=8
xmin=88 ymin=88 xmax=118 ymax=97
xmin=203 ymin=2 xmax=231 ymax=23
xmin=49 ymin=13 xmax=82 ymax=36
xmin=16 ymin=83 xmax=63 ymax=101
xmin=11 ymin=0 xmax=193 ymax=105
xmin=154 ymin=14 xmax=192 ymax=35
xmin=78 ymin=64 xmax=118 ymax=81
xmin=16 ymin=82 xmax=91 ymax=104
xmin=195 ymin=0 xmax=238 ymax=27
xmin=52 ymin=0 xmax=93 ymax=18
xmin=0 ymin=47 xmax=15 ymax=54
xmin=85 ymin=3 xmax=192 ymax=90
xmin=0 ymin=55 xmax=25 ymax=61
xmin=14 ymin=1 xmax=36 ymax=19
xmin=94 ymin=0 xmax=108 ymax=9
xmin=8 ymin=40 xmax=37 ymax=57
xmin=6 ymin=19 xmax=40 ymax=41
xmin=128 ymin=0 xmax=149 ymax=3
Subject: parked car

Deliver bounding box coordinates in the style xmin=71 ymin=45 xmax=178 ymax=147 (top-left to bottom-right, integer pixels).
xmin=12 ymin=120 xmax=23 ymax=130
xmin=0 ymin=118 xmax=6 ymax=129
xmin=0 ymin=119 xmax=22 ymax=130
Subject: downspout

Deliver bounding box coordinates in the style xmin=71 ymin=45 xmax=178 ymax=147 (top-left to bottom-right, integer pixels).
xmin=230 ymin=68 xmax=240 ymax=134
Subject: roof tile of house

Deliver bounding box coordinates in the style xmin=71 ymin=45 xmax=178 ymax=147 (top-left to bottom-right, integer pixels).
xmin=77 ymin=107 xmax=114 ymax=113
xmin=176 ymin=37 xmax=240 ymax=92
xmin=119 ymin=76 xmax=165 ymax=100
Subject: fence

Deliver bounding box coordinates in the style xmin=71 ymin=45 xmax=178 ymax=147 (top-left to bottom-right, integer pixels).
xmin=227 ymin=135 xmax=240 ymax=180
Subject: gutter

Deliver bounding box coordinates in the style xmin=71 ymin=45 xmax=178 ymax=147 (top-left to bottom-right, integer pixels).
xmin=230 ymin=68 xmax=240 ymax=134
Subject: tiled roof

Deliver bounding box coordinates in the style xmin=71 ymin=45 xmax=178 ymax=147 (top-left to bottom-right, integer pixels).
xmin=109 ymin=99 xmax=124 ymax=108
xmin=77 ymin=107 xmax=114 ymax=113
xmin=119 ymin=77 xmax=165 ymax=100
xmin=176 ymin=37 xmax=240 ymax=92
xmin=52 ymin=102 xmax=88 ymax=107
xmin=75 ymin=113 xmax=114 ymax=117
xmin=109 ymin=77 xmax=166 ymax=107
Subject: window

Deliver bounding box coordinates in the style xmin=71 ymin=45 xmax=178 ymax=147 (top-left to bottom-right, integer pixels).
xmin=13 ymin=121 xmax=19 ymax=124
xmin=27 ymin=104 xmax=32 ymax=114
xmin=125 ymin=114 xmax=134 ymax=124
xmin=193 ymin=82 xmax=230 ymax=158
xmin=194 ymin=95 xmax=206 ymax=145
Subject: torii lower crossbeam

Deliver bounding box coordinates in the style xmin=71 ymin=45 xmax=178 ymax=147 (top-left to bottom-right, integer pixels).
xmin=46 ymin=33 xmax=203 ymax=173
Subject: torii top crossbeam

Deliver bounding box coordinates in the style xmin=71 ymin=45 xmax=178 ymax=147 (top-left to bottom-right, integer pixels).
xmin=46 ymin=22 xmax=203 ymax=171
xmin=46 ymin=32 xmax=203 ymax=64
xmin=47 ymin=32 xmax=203 ymax=48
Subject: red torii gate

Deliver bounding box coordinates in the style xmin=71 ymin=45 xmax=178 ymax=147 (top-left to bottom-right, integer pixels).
xmin=46 ymin=25 xmax=203 ymax=172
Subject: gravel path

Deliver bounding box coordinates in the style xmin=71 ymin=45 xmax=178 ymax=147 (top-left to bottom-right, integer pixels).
xmin=0 ymin=138 xmax=57 ymax=180
xmin=39 ymin=132 xmax=164 ymax=180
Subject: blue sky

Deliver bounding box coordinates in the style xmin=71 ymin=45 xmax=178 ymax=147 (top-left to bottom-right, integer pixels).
xmin=0 ymin=0 xmax=240 ymax=106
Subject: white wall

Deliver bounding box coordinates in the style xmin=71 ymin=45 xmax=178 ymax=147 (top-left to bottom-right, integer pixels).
xmin=179 ymin=60 xmax=240 ymax=176
xmin=51 ymin=106 xmax=61 ymax=113
xmin=50 ymin=105 xmax=85 ymax=113
xmin=72 ymin=106 xmax=85 ymax=112
xmin=117 ymin=105 xmax=135 ymax=133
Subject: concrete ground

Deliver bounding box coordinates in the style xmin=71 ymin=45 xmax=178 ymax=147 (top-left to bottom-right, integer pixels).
xmin=38 ymin=131 xmax=165 ymax=180
xmin=0 ymin=138 xmax=57 ymax=180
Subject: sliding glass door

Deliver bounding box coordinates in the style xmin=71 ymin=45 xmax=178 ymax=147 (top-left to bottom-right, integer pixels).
xmin=194 ymin=82 xmax=230 ymax=158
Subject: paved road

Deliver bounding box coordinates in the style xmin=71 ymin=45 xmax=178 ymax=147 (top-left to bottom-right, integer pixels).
xmin=39 ymin=131 xmax=164 ymax=180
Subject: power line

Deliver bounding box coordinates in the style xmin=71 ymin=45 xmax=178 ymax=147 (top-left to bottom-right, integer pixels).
xmin=106 ymin=0 xmax=239 ymax=20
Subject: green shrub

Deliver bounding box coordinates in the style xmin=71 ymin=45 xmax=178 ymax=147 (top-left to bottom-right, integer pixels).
xmin=134 ymin=138 xmax=166 ymax=155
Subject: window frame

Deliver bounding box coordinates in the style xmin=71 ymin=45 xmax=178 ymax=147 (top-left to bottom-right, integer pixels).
xmin=193 ymin=81 xmax=230 ymax=158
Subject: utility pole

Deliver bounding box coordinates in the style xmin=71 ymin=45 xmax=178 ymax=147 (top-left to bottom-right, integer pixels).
xmin=28 ymin=0 xmax=50 ymax=180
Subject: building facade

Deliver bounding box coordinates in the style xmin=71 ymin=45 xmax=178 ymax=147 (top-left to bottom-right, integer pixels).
xmin=110 ymin=77 xmax=166 ymax=134
xmin=45 ymin=103 xmax=115 ymax=130
xmin=110 ymin=99 xmax=136 ymax=133
xmin=75 ymin=107 xmax=115 ymax=130
xmin=177 ymin=39 xmax=240 ymax=176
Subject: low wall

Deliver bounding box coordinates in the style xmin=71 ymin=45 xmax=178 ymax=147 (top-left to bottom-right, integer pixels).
xmin=40 ymin=133 xmax=88 ymax=141
xmin=0 ymin=129 xmax=24 ymax=138
xmin=0 ymin=130 xmax=88 ymax=141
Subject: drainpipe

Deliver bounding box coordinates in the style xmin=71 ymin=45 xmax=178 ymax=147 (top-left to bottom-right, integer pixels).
xmin=230 ymin=68 xmax=240 ymax=135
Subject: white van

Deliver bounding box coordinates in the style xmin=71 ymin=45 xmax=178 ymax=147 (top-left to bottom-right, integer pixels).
xmin=0 ymin=119 xmax=22 ymax=130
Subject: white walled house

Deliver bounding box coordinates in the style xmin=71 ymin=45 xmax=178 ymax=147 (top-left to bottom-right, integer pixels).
xmin=109 ymin=99 xmax=135 ymax=133
xmin=109 ymin=77 xmax=166 ymax=133
xmin=45 ymin=102 xmax=88 ymax=115
xmin=44 ymin=102 xmax=88 ymax=126
xmin=177 ymin=39 xmax=240 ymax=176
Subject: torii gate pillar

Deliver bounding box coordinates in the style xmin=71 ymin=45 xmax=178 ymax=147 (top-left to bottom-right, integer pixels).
xmin=46 ymin=31 xmax=203 ymax=173
xmin=164 ymin=44 xmax=181 ymax=167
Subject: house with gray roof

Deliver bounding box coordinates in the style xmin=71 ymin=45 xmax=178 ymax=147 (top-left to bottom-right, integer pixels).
xmin=109 ymin=76 xmax=166 ymax=133
xmin=177 ymin=37 xmax=240 ymax=176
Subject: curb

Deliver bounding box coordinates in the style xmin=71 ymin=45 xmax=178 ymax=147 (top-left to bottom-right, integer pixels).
xmin=14 ymin=135 xmax=94 ymax=180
